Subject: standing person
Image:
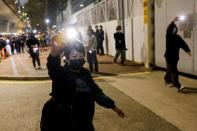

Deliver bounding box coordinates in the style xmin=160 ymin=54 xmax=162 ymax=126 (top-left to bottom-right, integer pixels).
xmin=114 ymin=25 xmax=127 ymax=65
xmin=94 ymin=25 xmax=100 ymax=54
xmin=5 ymin=37 xmax=12 ymax=56
xmin=15 ymin=36 xmax=22 ymax=54
xmin=98 ymin=25 xmax=104 ymax=55
xmin=26 ymin=33 xmax=41 ymax=69
xmin=164 ymin=17 xmax=191 ymax=91
xmin=45 ymin=32 xmax=51 ymax=49
xmin=20 ymin=34 xmax=26 ymax=53
xmin=84 ymin=27 xmax=99 ymax=73
xmin=40 ymin=40 xmax=125 ymax=131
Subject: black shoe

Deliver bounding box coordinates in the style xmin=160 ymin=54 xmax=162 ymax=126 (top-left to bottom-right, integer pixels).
xmin=121 ymin=61 xmax=125 ymax=65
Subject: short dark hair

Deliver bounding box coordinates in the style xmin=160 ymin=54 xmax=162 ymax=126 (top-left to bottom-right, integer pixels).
xmin=116 ymin=25 xmax=121 ymax=31
xmin=63 ymin=40 xmax=85 ymax=59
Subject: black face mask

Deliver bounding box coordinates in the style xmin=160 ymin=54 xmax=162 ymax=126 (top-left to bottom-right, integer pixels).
xmin=69 ymin=59 xmax=85 ymax=70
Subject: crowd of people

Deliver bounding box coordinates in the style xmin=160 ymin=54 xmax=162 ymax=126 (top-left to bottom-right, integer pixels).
xmin=0 ymin=32 xmax=51 ymax=69
xmin=77 ymin=24 xmax=126 ymax=73
xmin=0 ymin=34 xmax=26 ymax=60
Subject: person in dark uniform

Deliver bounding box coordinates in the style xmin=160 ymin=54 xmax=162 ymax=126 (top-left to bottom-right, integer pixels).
xmin=114 ymin=25 xmax=127 ymax=65
xmin=26 ymin=33 xmax=41 ymax=69
xmin=164 ymin=17 xmax=191 ymax=91
xmin=98 ymin=25 xmax=104 ymax=55
xmin=40 ymin=40 xmax=125 ymax=131
xmin=94 ymin=25 xmax=100 ymax=54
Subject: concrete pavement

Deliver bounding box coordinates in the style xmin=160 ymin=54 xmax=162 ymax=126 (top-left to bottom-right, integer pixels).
xmin=0 ymin=50 xmax=197 ymax=131
xmin=101 ymin=71 xmax=197 ymax=131
xmin=0 ymin=50 xmax=147 ymax=80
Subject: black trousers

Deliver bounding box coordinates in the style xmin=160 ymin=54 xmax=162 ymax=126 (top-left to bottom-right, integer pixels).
xmin=114 ymin=49 xmax=126 ymax=63
xmin=31 ymin=52 xmax=41 ymax=68
xmin=97 ymin=39 xmax=104 ymax=55
xmin=164 ymin=58 xmax=181 ymax=89
xmin=87 ymin=50 xmax=98 ymax=73
xmin=40 ymin=98 xmax=74 ymax=131
xmin=40 ymin=97 xmax=95 ymax=131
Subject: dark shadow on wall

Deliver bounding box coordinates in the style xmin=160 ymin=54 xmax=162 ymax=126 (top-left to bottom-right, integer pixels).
xmin=105 ymin=33 xmax=109 ymax=54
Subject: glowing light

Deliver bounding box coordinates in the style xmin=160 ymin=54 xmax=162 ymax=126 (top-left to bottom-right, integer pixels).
xmin=33 ymin=29 xmax=37 ymax=33
xmin=45 ymin=19 xmax=50 ymax=24
xmin=66 ymin=28 xmax=78 ymax=40
xmin=6 ymin=39 xmax=10 ymax=43
xmin=179 ymin=15 xmax=185 ymax=21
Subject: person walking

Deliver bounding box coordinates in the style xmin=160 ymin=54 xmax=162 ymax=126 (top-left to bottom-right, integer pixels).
xmin=164 ymin=17 xmax=191 ymax=91
xmin=98 ymin=25 xmax=104 ymax=55
xmin=84 ymin=27 xmax=99 ymax=73
xmin=26 ymin=33 xmax=41 ymax=69
xmin=113 ymin=25 xmax=127 ymax=65
xmin=40 ymin=39 xmax=125 ymax=131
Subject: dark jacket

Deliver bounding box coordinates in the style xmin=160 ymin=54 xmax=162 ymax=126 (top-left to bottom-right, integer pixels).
xmin=95 ymin=29 xmax=99 ymax=41
xmin=41 ymin=55 xmax=116 ymax=131
xmin=0 ymin=39 xmax=6 ymax=49
xmin=98 ymin=29 xmax=104 ymax=41
xmin=26 ymin=37 xmax=40 ymax=55
xmin=164 ymin=22 xmax=190 ymax=61
xmin=114 ymin=31 xmax=126 ymax=50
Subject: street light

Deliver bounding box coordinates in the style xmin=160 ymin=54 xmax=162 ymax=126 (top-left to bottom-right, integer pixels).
xmin=45 ymin=19 xmax=50 ymax=25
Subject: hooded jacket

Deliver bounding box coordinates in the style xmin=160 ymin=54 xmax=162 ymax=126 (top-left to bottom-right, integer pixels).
xmin=164 ymin=22 xmax=190 ymax=61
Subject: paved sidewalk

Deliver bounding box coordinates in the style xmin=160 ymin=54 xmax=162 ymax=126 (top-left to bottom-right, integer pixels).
xmin=0 ymin=51 xmax=49 ymax=80
xmin=0 ymin=51 xmax=147 ymax=80
xmin=103 ymin=71 xmax=197 ymax=131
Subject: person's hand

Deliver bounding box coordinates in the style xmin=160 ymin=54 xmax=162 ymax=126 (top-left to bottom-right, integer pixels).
xmin=187 ymin=52 xmax=191 ymax=57
xmin=113 ymin=107 xmax=125 ymax=118
xmin=51 ymin=36 xmax=66 ymax=56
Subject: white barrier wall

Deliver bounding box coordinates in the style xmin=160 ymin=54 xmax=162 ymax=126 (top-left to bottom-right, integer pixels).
xmin=124 ymin=0 xmax=144 ymax=62
xmin=133 ymin=16 xmax=144 ymax=63
xmin=105 ymin=20 xmax=118 ymax=56
xmin=71 ymin=0 xmax=144 ymax=64
xmin=155 ymin=0 xmax=197 ymax=75
xmin=124 ymin=17 xmax=133 ymax=61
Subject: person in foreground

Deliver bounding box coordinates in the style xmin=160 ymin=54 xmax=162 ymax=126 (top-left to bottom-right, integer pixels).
xmin=40 ymin=39 xmax=125 ymax=131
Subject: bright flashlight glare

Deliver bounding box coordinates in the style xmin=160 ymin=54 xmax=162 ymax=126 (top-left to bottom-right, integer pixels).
xmin=45 ymin=19 xmax=50 ymax=24
xmin=66 ymin=28 xmax=77 ymax=40
xmin=33 ymin=29 xmax=37 ymax=33
xmin=6 ymin=39 xmax=10 ymax=43
xmin=179 ymin=15 xmax=185 ymax=21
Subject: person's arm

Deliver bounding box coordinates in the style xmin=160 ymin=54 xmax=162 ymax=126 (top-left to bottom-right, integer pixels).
xmin=87 ymin=73 xmax=125 ymax=118
xmin=47 ymin=36 xmax=66 ymax=81
xmin=178 ymin=35 xmax=191 ymax=56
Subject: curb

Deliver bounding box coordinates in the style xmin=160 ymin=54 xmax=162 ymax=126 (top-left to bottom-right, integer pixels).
xmin=0 ymin=76 xmax=50 ymax=81
xmin=0 ymin=71 xmax=150 ymax=81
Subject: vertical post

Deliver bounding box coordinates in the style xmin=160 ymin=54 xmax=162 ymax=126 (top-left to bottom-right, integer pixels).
xmin=7 ymin=21 xmax=10 ymax=33
xmin=144 ymin=0 xmax=155 ymax=69
xmin=117 ymin=0 xmax=125 ymax=32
